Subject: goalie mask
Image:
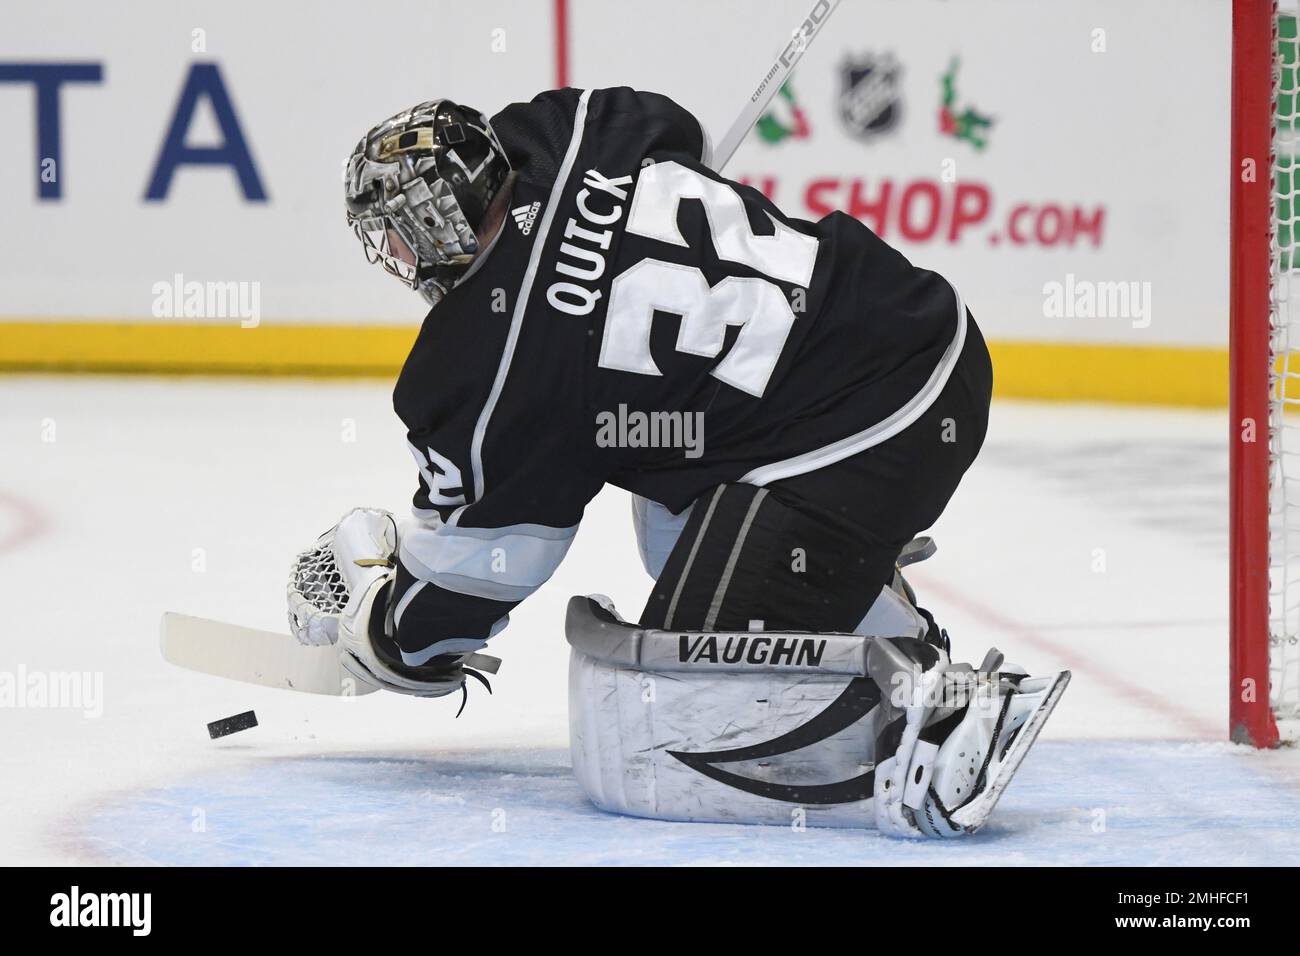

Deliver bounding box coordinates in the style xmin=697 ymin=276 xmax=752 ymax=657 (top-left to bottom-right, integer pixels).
xmin=344 ymin=100 xmax=511 ymax=305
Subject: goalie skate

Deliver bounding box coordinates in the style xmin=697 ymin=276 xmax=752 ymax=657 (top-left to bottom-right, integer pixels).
xmin=926 ymin=669 xmax=1071 ymax=837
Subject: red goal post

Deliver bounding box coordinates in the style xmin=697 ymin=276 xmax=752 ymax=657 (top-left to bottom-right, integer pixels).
xmin=1231 ymin=0 xmax=1300 ymax=747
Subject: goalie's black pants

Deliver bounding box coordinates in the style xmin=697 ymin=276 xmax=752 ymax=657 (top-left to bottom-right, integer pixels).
xmin=639 ymin=314 xmax=992 ymax=634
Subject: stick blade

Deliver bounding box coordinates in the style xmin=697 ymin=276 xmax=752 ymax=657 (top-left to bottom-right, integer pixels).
xmin=160 ymin=612 xmax=377 ymax=697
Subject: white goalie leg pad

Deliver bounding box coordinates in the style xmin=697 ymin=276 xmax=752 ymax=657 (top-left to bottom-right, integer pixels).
xmin=565 ymin=594 xmax=1068 ymax=837
xmin=566 ymin=595 xmax=890 ymax=829
xmin=855 ymin=583 xmax=930 ymax=640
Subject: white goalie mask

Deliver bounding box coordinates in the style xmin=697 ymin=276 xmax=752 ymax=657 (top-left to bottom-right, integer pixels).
xmin=344 ymin=99 xmax=512 ymax=305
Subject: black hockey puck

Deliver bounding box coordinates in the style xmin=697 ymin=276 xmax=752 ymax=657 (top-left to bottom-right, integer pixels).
xmin=207 ymin=710 xmax=258 ymax=739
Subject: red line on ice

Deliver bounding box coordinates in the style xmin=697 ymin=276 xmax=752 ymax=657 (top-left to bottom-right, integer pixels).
xmin=0 ymin=490 xmax=50 ymax=555
xmin=918 ymin=575 xmax=1220 ymax=740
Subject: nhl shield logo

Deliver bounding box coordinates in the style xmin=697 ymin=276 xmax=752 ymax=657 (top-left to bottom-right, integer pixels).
xmin=838 ymin=52 xmax=902 ymax=141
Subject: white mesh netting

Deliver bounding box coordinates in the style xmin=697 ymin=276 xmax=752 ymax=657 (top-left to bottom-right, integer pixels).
xmin=1270 ymin=6 xmax=1300 ymax=737
xmin=291 ymin=540 xmax=350 ymax=615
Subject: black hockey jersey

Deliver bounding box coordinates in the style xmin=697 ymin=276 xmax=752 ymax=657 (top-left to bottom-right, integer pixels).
xmin=389 ymin=87 xmax=968 ymax=665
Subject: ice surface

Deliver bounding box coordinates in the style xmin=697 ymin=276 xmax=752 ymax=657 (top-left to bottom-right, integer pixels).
xmin=2 ymin=376 xmax=1298 ymax=865
xmin=72 ymin=743 xmax=1300 ymax=866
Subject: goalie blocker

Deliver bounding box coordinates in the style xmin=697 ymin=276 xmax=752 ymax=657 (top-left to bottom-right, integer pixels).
xmin=566 ymin=594 xmax=1069 ymax=837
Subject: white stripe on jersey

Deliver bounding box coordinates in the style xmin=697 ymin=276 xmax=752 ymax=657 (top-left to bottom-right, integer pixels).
xmin=399 ymin=520 xmax=577 ymax=603
xmin=454 ymin=88 xmax=594 ymax=523
xmin=739 ymin=280 xmax=969 ymax=487
xmin=392 ymin=579 xmax=427 ymax=631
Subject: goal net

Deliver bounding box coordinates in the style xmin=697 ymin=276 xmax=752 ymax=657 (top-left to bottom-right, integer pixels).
xmin=1233 ymin=0 xmax=1300 ymax=746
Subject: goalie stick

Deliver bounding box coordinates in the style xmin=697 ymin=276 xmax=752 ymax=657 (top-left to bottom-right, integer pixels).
xmin=710 ymin=0 xmax=841 ymax=173
xmin=161 ymin=612 xmax=379 ymax=697
xmin=159 ymin=3 xmax=839 ymax=695
xmin=161 ymin=611 xmax=503 ymax=697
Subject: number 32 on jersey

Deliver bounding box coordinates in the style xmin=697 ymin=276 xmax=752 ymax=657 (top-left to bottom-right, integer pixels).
xmin=598 ymin=161 xmax=820 ymax=398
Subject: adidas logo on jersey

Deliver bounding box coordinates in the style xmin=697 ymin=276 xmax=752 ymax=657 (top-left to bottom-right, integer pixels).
xmin=512 ymin=201 xmax=541 ymax=235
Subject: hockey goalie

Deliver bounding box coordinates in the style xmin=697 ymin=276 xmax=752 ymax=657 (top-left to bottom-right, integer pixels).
xmin=285 ymin=89 xmax=1069 ymax=838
